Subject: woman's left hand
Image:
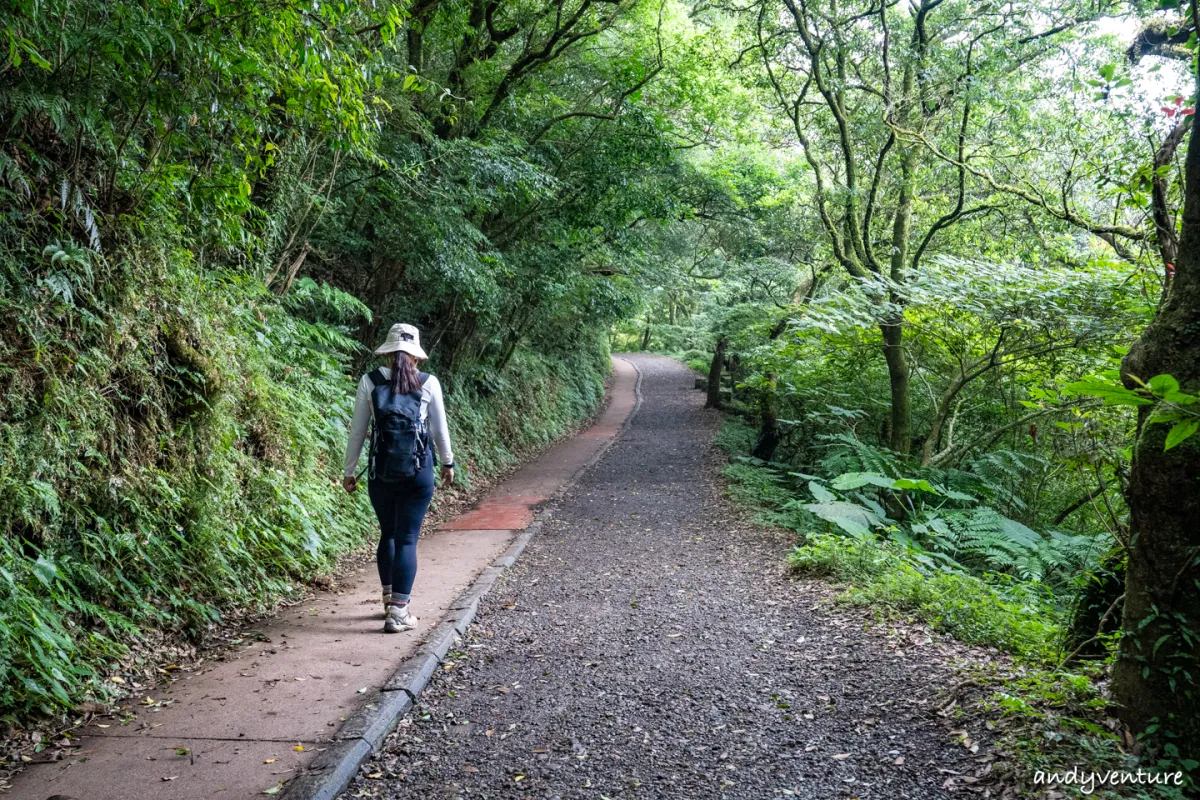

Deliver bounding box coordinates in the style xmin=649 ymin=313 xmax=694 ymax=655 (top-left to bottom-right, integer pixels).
xmin=441 ymin=465 xmax=455 ymax=486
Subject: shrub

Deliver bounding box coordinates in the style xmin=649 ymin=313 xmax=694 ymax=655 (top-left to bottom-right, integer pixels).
xmin=789 ymin=535 xmax=1060 ymax=661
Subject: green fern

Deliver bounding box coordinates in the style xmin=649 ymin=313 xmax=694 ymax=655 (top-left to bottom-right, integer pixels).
xmin=816 ymin=432 xmax=902 ymax=477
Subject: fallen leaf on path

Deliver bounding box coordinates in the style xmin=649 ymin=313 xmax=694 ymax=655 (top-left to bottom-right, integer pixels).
xmin=293 ymin=744 xmax=305 ymax=752
xmin=162 ymin=776 xmax=178 ymax=781
xmin=832 ymin=754 xmax=851 ymax=760
xmin=263 ymin=783 xmax=283 ymax=794
xmin=264 ymin=759 xmax=276 ymax=764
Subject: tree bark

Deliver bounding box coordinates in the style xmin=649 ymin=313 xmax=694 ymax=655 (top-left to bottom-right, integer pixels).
xmin=407 ymin=27 xmax=423 ymax=72
xmin=705 ymin=338 xmax=726 ymax=409
xmin=752 ymin=371 xmax=781 ymax=460
xmin=882 ymin=84 xmax=918 ymax=458
xmin=728 ymin=353 xmax=741 ymax=404
xmin=1112 ymin=0 xmax=1200 ymax=754
xmin=880 ymin=319 xmax=911 ymax=456
xmin=1064 ymin=548 xmax=1125 ymax=664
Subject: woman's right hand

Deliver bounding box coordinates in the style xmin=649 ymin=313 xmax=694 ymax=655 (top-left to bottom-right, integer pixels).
xmin=342 ymin=476 xmax=357 ymax=494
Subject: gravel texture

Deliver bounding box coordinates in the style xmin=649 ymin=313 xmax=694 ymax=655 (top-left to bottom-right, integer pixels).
xmin=346 ymin=355 xmax=980 ymax=799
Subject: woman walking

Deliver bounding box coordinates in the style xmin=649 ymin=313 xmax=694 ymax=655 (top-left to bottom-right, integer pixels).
xmin=343 ymin=323 xmax=455 ymax=633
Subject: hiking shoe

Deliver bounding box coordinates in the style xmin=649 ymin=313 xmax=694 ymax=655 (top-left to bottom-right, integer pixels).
xmin=384 ymin=603 xmax=418 ymax=633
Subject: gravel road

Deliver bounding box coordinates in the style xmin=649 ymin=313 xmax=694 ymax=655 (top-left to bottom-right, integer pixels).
xmin=346 ymin=354 xmax=978 ymax=799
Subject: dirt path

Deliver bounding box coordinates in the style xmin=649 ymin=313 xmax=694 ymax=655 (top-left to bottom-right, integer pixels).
xmin=346 ymin=354 xmax=977 ymax=799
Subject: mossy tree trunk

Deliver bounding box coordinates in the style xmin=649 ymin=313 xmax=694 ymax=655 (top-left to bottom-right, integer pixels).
xmin=752 ymin=371 xmax=781 ymax=460
xmin=706 ymin=337 xmax=726 ymax=409
xmin=1112 ymin=0 xmax=1200 ymax=753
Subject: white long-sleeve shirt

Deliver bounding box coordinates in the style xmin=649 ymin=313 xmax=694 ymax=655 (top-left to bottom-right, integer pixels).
xmin=343 ymin=368 xmax=454 ymax=477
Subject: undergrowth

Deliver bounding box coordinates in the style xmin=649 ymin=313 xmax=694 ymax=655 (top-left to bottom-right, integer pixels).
xmin=787 ymin=534 xmax=1058 ymax=660
xmin=974 ymin=664 xmax=1191 ymax=799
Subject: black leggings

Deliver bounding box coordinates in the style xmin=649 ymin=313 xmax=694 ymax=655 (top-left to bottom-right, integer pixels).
xmin=368 ymin=453 xmax=435 ymax=597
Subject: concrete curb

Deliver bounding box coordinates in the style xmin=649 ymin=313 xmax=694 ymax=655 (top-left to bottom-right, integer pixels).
xmin=624 ymin=356 xmax=645 ymax=432
xmin=333 ymin=690 xmax=414 ymax=749
xmin=279 ymin=358 xmax=643 ymax=800
xmin=279 ymin=739 xmax=372 ymax=800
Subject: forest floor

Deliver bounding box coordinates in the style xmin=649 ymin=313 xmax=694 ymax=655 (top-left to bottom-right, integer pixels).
xmin=345 ymin=354 xmax=997 ymax=800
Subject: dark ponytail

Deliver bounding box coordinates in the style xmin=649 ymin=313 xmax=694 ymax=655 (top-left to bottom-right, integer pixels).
xmin=390 ymin=351 xmax=423 ymax=394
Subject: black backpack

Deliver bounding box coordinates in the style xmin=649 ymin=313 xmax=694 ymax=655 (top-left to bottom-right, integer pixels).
xmin=368 ymin=369 xmax=430 ymax=481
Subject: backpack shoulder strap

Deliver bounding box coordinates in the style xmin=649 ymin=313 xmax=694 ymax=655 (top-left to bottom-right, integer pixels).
xmin=368 ymin=369 xmax=388 ymax=388
xmin=415 ymin=372 xmax=432 ymax=426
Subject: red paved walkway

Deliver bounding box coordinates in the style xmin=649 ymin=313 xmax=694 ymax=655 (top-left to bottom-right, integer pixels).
xmin=7 ymin=357 xmax=639 ymax=800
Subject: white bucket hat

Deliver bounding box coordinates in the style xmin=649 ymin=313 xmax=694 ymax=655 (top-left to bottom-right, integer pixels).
xmin=374 ymin=323 xmax=428 ymax=360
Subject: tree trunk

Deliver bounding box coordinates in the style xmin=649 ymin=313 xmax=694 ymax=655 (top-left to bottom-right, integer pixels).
xmin=882 ymin=121 xmax=918 ymax=457
xmin=727 ymin=353 xmax=741 ymax=405
xmin=881 ymin=319 xmax=912 ymax=456
xmin=640 ymin=322 xmax=652 ymax=351
xmin=497 ymin=336 xmax=519 ymax=371
xmin=752 ymin=371 xmax=781 ymax=461
xmin=1112 ymin=5 xmax=1200 ymax=752
xmin=705 ymin=338 xmax=726 ymax=409
xmin=407 ymin=27 xmax=423 ymax=72
xmin=1064 ymin=548 xmax=1125 ymax=664
xmin=769 ymin=316 xmax=789 ymax=339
